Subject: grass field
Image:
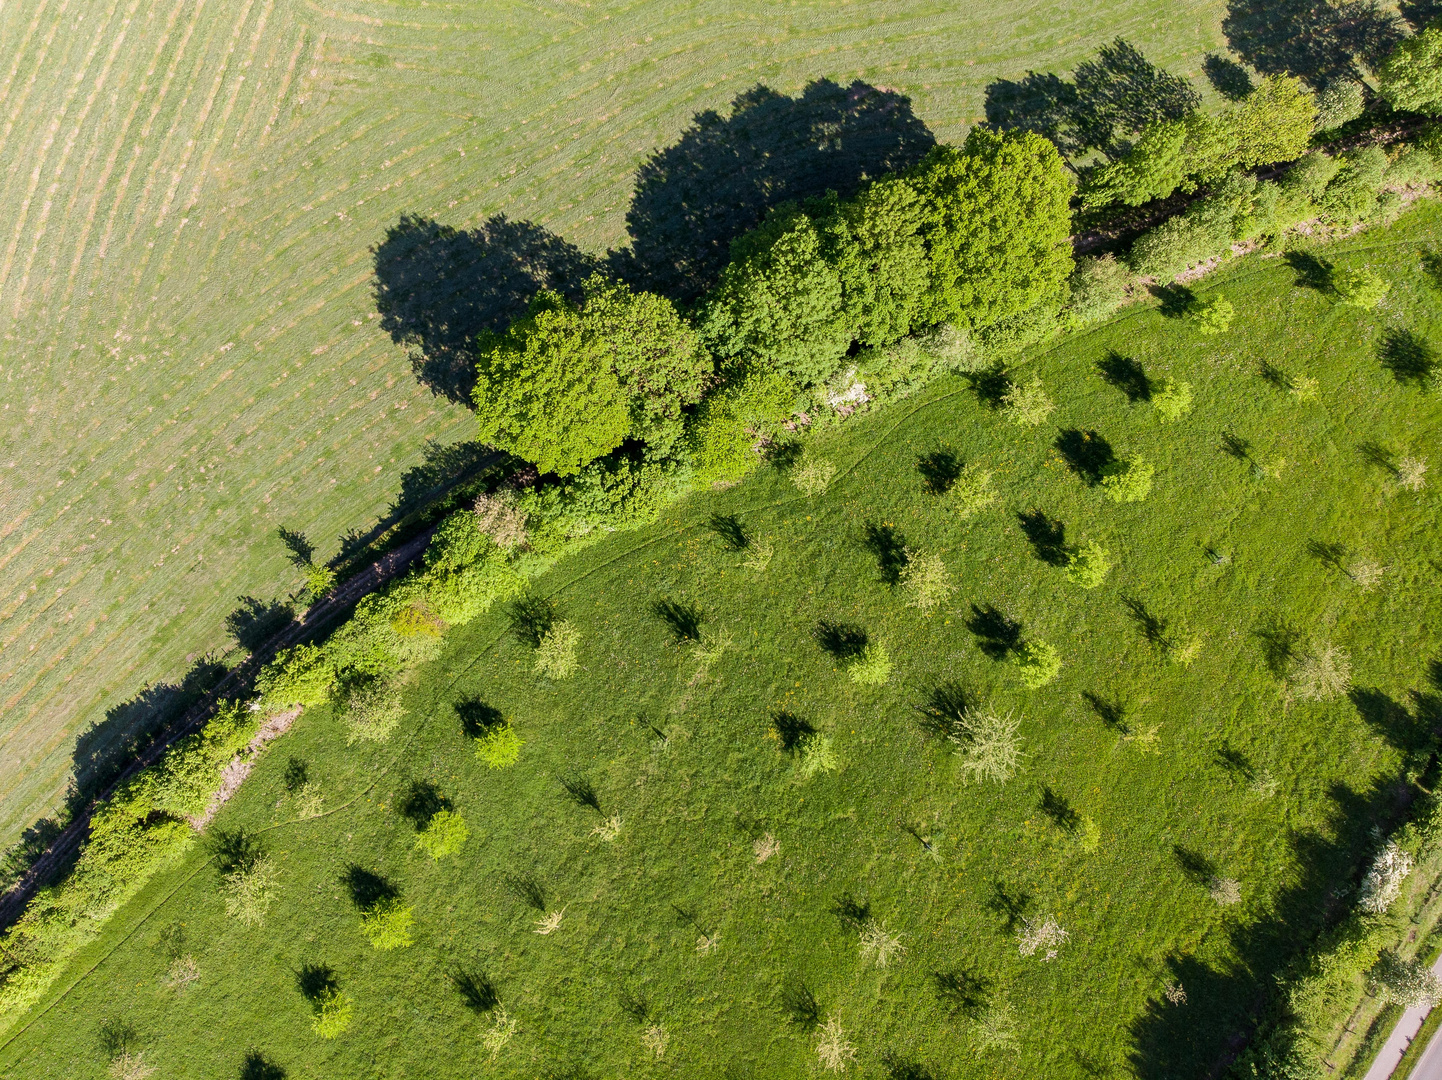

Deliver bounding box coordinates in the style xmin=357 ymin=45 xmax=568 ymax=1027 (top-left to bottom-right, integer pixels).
xmin=0 ymin=0 xmax=1235 ymax=850
xmin=2 ymin=206 xmax=1438 ymax=1079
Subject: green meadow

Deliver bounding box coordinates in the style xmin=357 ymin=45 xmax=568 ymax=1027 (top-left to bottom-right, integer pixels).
xmin=4 ymin=205 xmax=1439 ymax=1079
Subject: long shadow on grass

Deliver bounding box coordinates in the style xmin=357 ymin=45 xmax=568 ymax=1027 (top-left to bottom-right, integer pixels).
xmin=813 ymin=621 xmax=869 ymax=661
xmin=1054 ymin=429 xmax=1116 ymax=486
xmin=1017 ymin=509 xmax=1069 ymax=566
xmin=1097 ymin=352 xmax=1152 ymax=402
xmin=1222 ymin=0 xmax=1402 ymax=87
xmin=966 ymin=604 xmax=1023 ymax=660
xmin=1379 ymin=328 xmax=1438 ymax=389
xmin=373 ymin=213 xmax=598 ymax=404
xmin=341 ymin=866 xmax=399 ymax=910
xmin=1130 ymin=663 xmax=1440 ymax=1076
xmin=240 ymin=1051 xmax=287 ymax=1080
xmin=609 ymin=79 xmax=934 ymax=301
xmin=862 ymin=522 xmax=909 ymax=585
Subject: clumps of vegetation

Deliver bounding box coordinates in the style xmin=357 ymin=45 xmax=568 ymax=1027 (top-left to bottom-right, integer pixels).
xmin=1065 ymin=541 xmax=1111 ymax=589
xmin=1370 ymin=951 xmax=1442 ymax=1009
xmin=1290 ymin=643 xmax=1353 ymax=702
xmin=590 ymin=814 xmax=624 ymax=842
xmin=415 ymin=809 xmax=469 ymax=860
xmin=1358 ymin=842 xmax=1413 ymax=914
xmin=296 ymin=964 xmax=352 ymax=1040
xmin=1012 ymin=640 xmax=1061 ymax=688
xmin=1150 ymin=379 xmax=1193 ymax=421
xmin=999 ymin=374 xmax=1056 ymax=426
xmin=1186 ymin=294 xmax=1234 ymax=335
xmin=792 ymin=453 xmax=838 ymax=497
xmin=858 ymin=920 xmax=906 ymax=968
xmin=221 ymin=854 xmax=278 ymax=929
xmin=473 ymin=489 xmax=529 ymax=551
xmin=815 ymin=1017 xmax=858 ymax=1072
xmin=482 ymin=1006 xmax=518 ymax=1060
xmin=1397 ymin=455 xmax=1428 ymax=492
xmin=343 ymin=866 xmax=413 ymax=950
xmin=971 ymin=1000 xmax=1020 ymax=1053
xmin=303 ymin=561 xmax=338 ymax=599
xmin=899 ymin=549 xmax=954 ymax=613
xmin=161 ymin=955 xmax=200 ymax=993
xmin=797 ymin=733 xmax=840 ymax=777
xmin=952 ymin=708 xmax=1025 ymax=785
xmin=1079 ymin=816 xmax=1102 ymax=853
xmin=754 ymin=833 xmax=780 ymax=863
xmin=1332 ymin=267 xmax=1390 ymax=308
xmin=848 ymin=643 xmax=893 ymax=686
xmin=1066 ymin=254 xmax=1132 ymax=325
xmin=476 ymin=719 xmax=522 ymax=768
xmin=641 ymin=1022 xmax=669 ymax=1059
xmin=1346 ymin=556 xmax=1386 ymax=593
xmin=1100 ymin=455 xmax=1154 ymax=503
xmin=1207 ymin=876 xmax=1242 ymax=906
xmin=1017 ymin=914 xmax=1069 ymax=959
xmin=949 ymin=464 xmax=996 ymax=518
xmin=99 ymin=1019 xmax=154 ymax=1080
xmin=340 ymin=676 xmax=406 ymax=744
xmin=534 ymin=620 xmax=580 ymax=679
xmin=742 ymin=535 xmax=775 ymax=571
xmin=283 ymin=758 xmax=325 ymax=818
xmin=1314 ymin=79 xmax=1365 ymax=131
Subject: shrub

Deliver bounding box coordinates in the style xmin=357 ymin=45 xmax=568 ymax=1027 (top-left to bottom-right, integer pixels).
xmin=1017 ymin=914 xmax=1069 ymax=958
xmin=1065 ymin=542 xmax=1111 ymax=589
xmin=1129 ymin=214 xmax=1228 ymax=279
xmin=1291 ymin=643 xmax=1352 ymax=701
xmin=641 ymin=1023 xmax=669 ymax=1060
xmin=954 ymin=708 xmax=1024 ymax=785
xmin=341 ymin=678 xmax=406 ymax=744
xmin=1378 ymin=22 xmax=1442 ymax=116
xmin=1358 ymin=842 xmax=1413 ymax=914
xmin=473 ymin=490 xmax=529 ymax=551
xmin=1371 ymin=951 xmax=1442 ymax=1009
xmin=858 ymin=921 xmax=906 ymax=968
xmin=312 ymin=988 xmax=353 ymax=1039
xmin=900 ymin=549 xmax=955 ymax=613
xmin=389 ymin=603 xmax=446 ymax=666
xmin=972 ymin=1001 xmax=1019 ymax=1053
xmin=1398 ymin=455 xmax=1428 ymax=491
xmin=1208 ymin=876 xmax=1242 ymax=905
xmin=415 ymin=809 xmax=469 ymax=860
xmin=359 ymin=897 xmax=414 ymax=950
xmin=1280 ymin=150 xmax=1342 ymax=207
xmin=687 ymin=365 xmax=798 ymax=485
xmin=303 ymin=562 xmax=337 ymax=598
xmin=482 ymin=1006 xmax=518 ymax=1060
xmin=792 ymin=455 xmax=838 ymax=498
xmin=1347 ymin=557 xmax=1386 ymax=592
xmin=815 ymin=1017 xmax=858 ymax=1073
xmin=1187 ymin=295 xmax=1234 ymax=335
xmin=976 ymin=295 xmax=1065 ymax=358
xmin=1289 ymin=375 xmax=1319 ymax=402
xmin=534 ymin=620 xmax=580 ymax=679
xmin=1332 ymin=267 xmax=1390 ymax=308
xmin=1321 ymin=147 xmax=1389 ymax=223
xmin=1314 ymin=80 xmax=1365 ymax=132
xmin=999 ymin=374 xmax=1056 ymax=426
xmin=1150 ymin=379 xmax=1193 ymax=421
xmin=1065 ymin=255 xmax=1132 ymax=325
xmin=950 ymin=464 xmax=997 ymax=518
xmin=255 ymin=644 xmax=335 ymax=710
xmin=475 ymin=720 xmax=523 ymax=768
xmin=797 ymin=733 xmax=840 ymax=778
xmin=1013 ymin=640 xmax=1061 ymax=688
xmin=1101 ymin=456 xmax=1154 ymax=503
xmin=848 ymin=643 xmax=893 ymax=686
xmin=222 ymin=855 xmax=278 ymax=928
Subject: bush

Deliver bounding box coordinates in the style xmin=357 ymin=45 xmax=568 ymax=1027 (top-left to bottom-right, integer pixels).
xmin=1013 ymin=640 xmax=1061 ymax=688
xmin=472 ymin=490 xmax=529 ymax=551
xmin=1314 ymin=81 xmax=1365 ymax=132
xmin=954 ymin=708 xmax=1024 ymax=785
xmin=1151 ymin=378 xmax=1193 ymax=421
xmin=1291 ymin=643 xmax=1351 ymax=701
xmin=1129 ymin=213 xmax=1228 ymax=279
xmin=255 ymin=644 xmax=335 ymax=710
xmin=303 ymin=562 xmax=337 ymax=598
xmin=222 ymin=855 xmax=278 ymax=928
xmin=1371 ymin=951 xmax=1442 ymax=1009
xmin=415 ymin=809 xmax=469 ymax=860
xmin=950 ymin=464 xmax=997 ymax=518
xmin=900 ymin=549 xmax=955 ymax=613
xmin=534 ymin=620 xmax=580 ymax=679
xmin=848 ymin=643 xmax=893 ymax=686
xmin=999 ymin=374 xmax=1056 ymax=426
xmin=1378 ymin=21 xmax=1442 ymax=116
xmin=341 ymin=678 xmax=405 ymax=744
xmin=475 ymin=720 xmax=523 ymax=768
xmin=1187 ymin=295 xmax=1234 ymax=335
xmin=687 ymin=365 xmax=798 ymax=485
xmin=975 ymin=294 xmax=1065 ymax=357
xmin=359 ymin=897 xmax=415 ymax=950
xmin=797 ymin=733 xmax=840 ymax=777
xmin=1280 ymin=150 xmax=1341 ymax=206
xmin=1065 ymin=255 xmax=1132 ymax=325
xmin=792 ymin=455 xmax=837 ymax=498
xmin=312 ymin=988 xmax=353 ymax=1039
xmin=1101 ymin=456 xmax=1155 ymax=502
xmin=1065 ymin=541 xmax=1111 ymax=589
xmin=1331 ymin=267 xmax=1390 ymax=308
xmin=1320 ymin=147 xmax=1389 ymax=224
xmin=1358 ymin=842 xmax=1413 ymax=914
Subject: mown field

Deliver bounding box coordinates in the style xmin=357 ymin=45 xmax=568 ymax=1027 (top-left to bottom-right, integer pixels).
xmin=0 ymin=0 xmax=1232 ymax=849
xmin=3 ymin=205 xmax=1438 ymax=1079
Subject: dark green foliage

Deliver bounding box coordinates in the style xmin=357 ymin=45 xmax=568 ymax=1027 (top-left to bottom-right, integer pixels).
xmin=830 ymin=177 xmax=933 ymax=348
xmin=686 ymin=364 xmax=798 ymax=485
xmin=911 ymin=129 xmax=1074 ymax=330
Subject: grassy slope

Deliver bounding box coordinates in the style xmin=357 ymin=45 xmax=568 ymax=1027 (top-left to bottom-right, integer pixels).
xmin=0 ymin=0 xmax=1227 ymax=847
xmin=3 ymin=208 xmax=1439 ymax=1079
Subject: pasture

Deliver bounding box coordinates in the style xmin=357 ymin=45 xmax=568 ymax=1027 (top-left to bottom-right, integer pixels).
xmin=1 ymin=206 xmax=1439 ymax=1078
xmin=0 ymin=0 xmax=1233 ymax=848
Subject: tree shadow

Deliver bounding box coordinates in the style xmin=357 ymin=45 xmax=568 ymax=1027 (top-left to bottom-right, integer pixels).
xmin=1351 ymin=685 xmax=1432 ymax=753
xmin=915 ymin=681 xmax=972 ymax=740
xmin=1203 ymin=54 xmax=1255 ymax=100
xmin=1358 ymin=440 xmax=1399 ymax=477
xmin=451 ymin=969 xmax=499 ymax=1013
xmin=965 ymin=366 xmax=1012 ymax=410
xmin=1122 ymin=596 xmax=1171 ymax=648
xmin=507 ymin=595 xmax=557 ymax=648
xmin=1054 ymin=429 xmax=1117 ymax=486
xmin=772 ymin=711 xmax=817 ymax=753
xmin=779 ymin=979 xmax=822 ymax=1030
xmin=294 ymin=962 xmax=338 ymax=1003
xmin=1151 ymin=283 xmax=1195 ymax=318
xmin=983 ymin=71 xmax=1083 ymax=152
xmin=651 ymin=598 xmax=703 ymax=644
xmin=1214 ymin=742 xmax=1257 ymax=783
xmin=276 ymin=526 xmax=315 ymax=568
xmin=830 ymin=892 xmax=872 ymax=928
xmin=917 ymin=448 xmax=962 ymax=496
xmin=862 ymin=522 xmax=909 ymax=585
xmin=398 ymin=779 xmax=450 ymax=829
xmin=1401 ymin=0 xmax=1442 ymax=27
xmin=1082 ymin=691 xmax=1131 ymax=733
xmin=1379 ymin=329 xmax=1438 ymax=389
xmin=1017 ymin=509 xmax=1070 ymax=566
xmin=209 ymin=828 xmax=264 ymax=877
xmin=558 ymin=775 xmax=602 ymax=814
xmin=372 ymin=213 xmax=598 ymax=405
xmin=1305 ymin=538 xmax=1348 ymax=573
xmin=1253 ymin=615 xmax=1302 ymax=677
xmin=882 ymin=1053 xmax=938 ymax=1080
xmin=1223 ymin=0 xmax=1403 ymax=87
xmin=813 ymin=620 xmax=869 ymax=661
xmin=611 ymin=79 xmax=935 ymax=301
xmin=1040 ymin=786 xmax=1080 ymax=832
xmin=1097 ymin=352 xmax=1153 ymax=402
xmin=707 ymin=513 xmax=750 ymax=552
xmin=225 ymin=596 xmax=296 ymax=653
xmin=1283 ymin=250 xmax=1332 ymax=291
xmin=455 ymin=698 xmax=504 ymax=740
xmin=1172 ymin=845 xmax=1218 ymax=885
xmin=240 ymin=1050 xmax=287 ymax=1080
xmin=985 ymin=880 xmax=1032 ymax=933
xmin=502 ymin=871 xmax=547 ymax=912
xmin=967 ymin=604 xmax=1023 ymax=660
xmin=617 ymin=986 xmax=651 ymax=1022
xmin=341 ymin=865 xmax=399 ymax=910
xmin=931 ymin=967 xmax=992 ymax=1016
xmin=1258 ymin=360 xmax=1294 ymax=392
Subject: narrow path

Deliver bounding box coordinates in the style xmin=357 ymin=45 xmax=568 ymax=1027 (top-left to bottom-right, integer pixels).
xmin=1364 ymin=952 xmax=1442 ymax=1080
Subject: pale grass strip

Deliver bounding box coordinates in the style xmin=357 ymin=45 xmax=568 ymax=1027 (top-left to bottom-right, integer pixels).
xmin=259 ymin=25 xmax=308 ymax=143
xmin=0 ymin=0 xmax=65 ymax=165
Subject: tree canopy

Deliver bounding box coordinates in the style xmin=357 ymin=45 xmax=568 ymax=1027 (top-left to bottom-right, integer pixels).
xmin=1378 ymin=21 xmax=1442 ymax=115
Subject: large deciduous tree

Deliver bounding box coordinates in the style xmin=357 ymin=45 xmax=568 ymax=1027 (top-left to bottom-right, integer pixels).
xmin=1379 ymin=21 xmax=1442 ymax=115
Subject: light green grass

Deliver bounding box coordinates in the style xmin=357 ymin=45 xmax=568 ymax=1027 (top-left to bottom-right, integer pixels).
xmin=0 ymin=0 xmax=1230 ymax=847
xmin=2 ymin=207 xmax=1438 ymax=1079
